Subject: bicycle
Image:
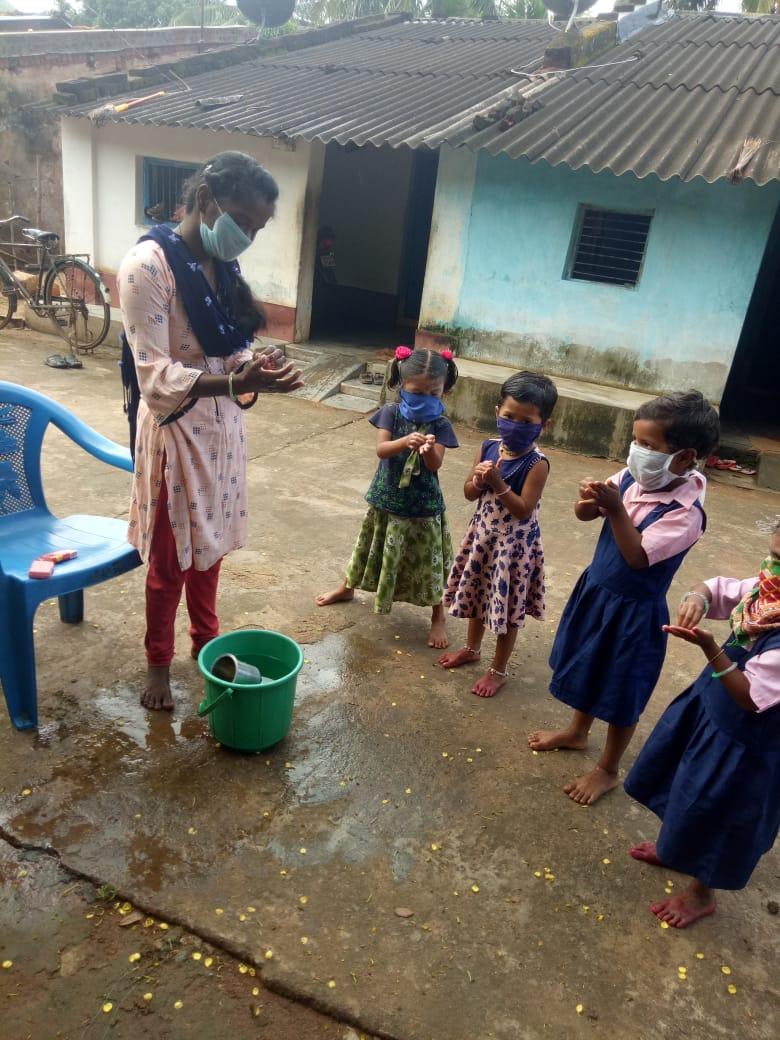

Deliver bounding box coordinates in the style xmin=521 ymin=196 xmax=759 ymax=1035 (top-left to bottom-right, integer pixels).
xmin=0 ymin=215 xmax=111 ymax=354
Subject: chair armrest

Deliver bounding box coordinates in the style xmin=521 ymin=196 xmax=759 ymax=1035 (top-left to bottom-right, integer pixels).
xmin=52 ymin=411 xmax=133 ymax=473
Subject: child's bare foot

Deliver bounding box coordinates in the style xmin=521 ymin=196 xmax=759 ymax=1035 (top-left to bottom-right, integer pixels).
xmin=141 ymin=666 xmax=174 ymax=711
xmin=471 ymin=669 xmax=507 ymax=698
xmin=528 ymin=727 xmax=589 ymax=752
xmin=315 ymin=583 xmax=354 ymax=607
xmin=563 ymin=765 xmax=618 ymax=805
xmin=630 ymin=841 xmax=665 ymax=866
xmin=651 ymin=884 xmax=716 ymax=928
xmin=428 ymin=617 xmax=449 ymax=650
xmin=438 ymin=646 xmax=480 ymax=668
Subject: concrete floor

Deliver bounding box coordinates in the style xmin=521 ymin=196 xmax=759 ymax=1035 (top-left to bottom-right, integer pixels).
xmin=0 ymin=329 xmax=779 ymax=1040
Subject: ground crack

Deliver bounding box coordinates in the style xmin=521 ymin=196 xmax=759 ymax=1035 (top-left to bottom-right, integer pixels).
xmin=0 ymin=826 xmax=401 ymax=1040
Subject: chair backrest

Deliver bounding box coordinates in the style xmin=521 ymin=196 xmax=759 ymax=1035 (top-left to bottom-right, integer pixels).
xmin=0 ymin=399 xmax=44 ymax=520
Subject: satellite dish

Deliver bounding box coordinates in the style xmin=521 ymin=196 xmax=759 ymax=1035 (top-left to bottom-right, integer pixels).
xmin=542 ymin=0 xmax=599 ymax=33
xmin=237 ymin=0 xmax=296 ymax=29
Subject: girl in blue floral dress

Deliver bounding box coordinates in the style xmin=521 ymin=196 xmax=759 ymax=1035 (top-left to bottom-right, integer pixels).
xmin=316 ymin=347 xmax=459 ymax=649
xmin=440 ymin=373 xmax=557 ymax=697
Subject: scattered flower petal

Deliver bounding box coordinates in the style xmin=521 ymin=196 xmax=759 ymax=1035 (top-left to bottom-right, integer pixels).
xmin=214 ymin=908 xmax=224 ymax=916
xmin=252 ymin=986 xmax=260 ymax=996
xmin=21 ymin=789 xmax=31 ymax=797
xmin=265 ymin=950 xmax=274 ymax=960
xmin=727 ymin=984 xmax=737 ymax=995
xmin=158 ymin=923 xmax=168 ymax=931
xmin=471 ymin=884 xmax=480 ymax=894
xmin=192 ymin=952 xmax=202 ymax=961
xmin=204 ymin=957 xmax=213 ymax=968
xmin=660 ymin=921 xmax=670 ymax=929
xmin=102 ymin=1002 xmax=113 ymax=1014
xmin=695 ymin=952 xmax=704 ymax=960
xmin=602 ymin=858 xmax=611 ymax=865
xmin=301 ymin=937 xmax=309 ymax=945
xmin=1 ymin=960 xmax=12 ymax=970
xmin=299 ymin=896 xmax=308 ymax=905
xmin=174 ymin=1000 xmax=183 ymax=1010
xmin=327 ymin=979 xmax=336 ymax=989
xmin=128 ymin=952 xmax=141 ymax=963
xmin=299 ymin=848 xmax=307 ymax=855
xmin=143 ymin=993 xmax=153 ymax=1002
xmin=721 ymin=966 xmax=732 ymax=975
xmin=576 ymin=1004 xmax=583 ymax=1015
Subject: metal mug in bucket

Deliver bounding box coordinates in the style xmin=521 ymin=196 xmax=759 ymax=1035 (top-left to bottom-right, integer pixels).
xmin=212 ymin=653 xmax=262 ymax=685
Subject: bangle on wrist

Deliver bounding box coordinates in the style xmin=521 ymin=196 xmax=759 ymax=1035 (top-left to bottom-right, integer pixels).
xmin=712 ymin=662 xmax=738 ymax=680
xmin=706 ymin=648 xmax=726 ymax=666
xmin=681 ymin=591 xmax=710 ymax=616
xmin=496 ymin=485 xmax=512 ymax=497
xmin=228 ymin=370 xmax=239 ymax=403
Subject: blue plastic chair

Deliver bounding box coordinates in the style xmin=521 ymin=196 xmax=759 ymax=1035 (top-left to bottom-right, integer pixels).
xmin=0 ymin=381 xmax=141 ymax=729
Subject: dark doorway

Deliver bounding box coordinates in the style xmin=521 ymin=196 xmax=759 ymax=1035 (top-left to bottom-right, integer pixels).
xmin=310 ymin=143 xmax=439 ymax=346
xmin=720 ymin=204 xmax=780 ymax=428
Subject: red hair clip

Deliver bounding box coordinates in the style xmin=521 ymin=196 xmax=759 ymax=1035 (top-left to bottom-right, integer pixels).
xmin=440 ymin=349 xmax=454 ymax=361
xmin=395 ymin=345 xmax=413 ymax=360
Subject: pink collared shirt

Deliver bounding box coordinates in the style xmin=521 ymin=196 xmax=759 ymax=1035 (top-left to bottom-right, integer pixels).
xmin=608 ymin=468 xmax=706 ymax=566
xmin=704 ymin=576 xmax=780 ymax=712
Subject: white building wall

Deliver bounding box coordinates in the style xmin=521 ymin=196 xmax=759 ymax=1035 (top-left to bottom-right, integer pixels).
xmin=60 ymin=117 xmax=311 ymax=311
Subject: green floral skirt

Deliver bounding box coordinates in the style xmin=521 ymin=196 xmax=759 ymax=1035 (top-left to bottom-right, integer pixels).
xmin=345 ymin=507 xmax=453 ymax=614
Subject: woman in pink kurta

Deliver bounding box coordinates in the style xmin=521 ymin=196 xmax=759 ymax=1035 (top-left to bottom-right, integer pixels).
xmin=118 ymin=151 xmax=302 ymax=710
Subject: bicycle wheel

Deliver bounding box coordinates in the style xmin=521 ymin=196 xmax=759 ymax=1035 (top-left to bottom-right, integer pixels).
xmin=43 ymin=257 xmax=110 ymax=353
xmin=0 ymin=265 xmax=18 ymax=330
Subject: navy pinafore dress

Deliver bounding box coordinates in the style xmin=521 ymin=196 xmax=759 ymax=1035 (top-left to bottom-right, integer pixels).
xmin=625 ymin=631 xmax=780 ymax=890
xmin=549 ymin=472 xmax=706 ymax=728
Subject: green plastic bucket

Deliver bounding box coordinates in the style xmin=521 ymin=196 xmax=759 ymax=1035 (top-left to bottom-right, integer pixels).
xmin=197 ymin=629 xmax=303 ymax=752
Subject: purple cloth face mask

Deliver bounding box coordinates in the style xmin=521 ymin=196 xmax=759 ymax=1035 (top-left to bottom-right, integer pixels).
xmin=497 ymin=416 xmax=542 ymax=454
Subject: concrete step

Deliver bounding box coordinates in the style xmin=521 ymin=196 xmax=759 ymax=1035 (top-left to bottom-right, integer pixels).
xmin=322 ymin=392 xmax=376 ymax=414
xmin=284 ymin=344 xmax=322 ymax=364
xmin=340 ymin=378 xmax=383 ymax=402
xmin=289 ymin=354 xmax=363 ymax=403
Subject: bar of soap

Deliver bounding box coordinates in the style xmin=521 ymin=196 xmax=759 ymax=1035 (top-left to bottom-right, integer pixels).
xmin=29 ymin=558 xmax=55 ymax=579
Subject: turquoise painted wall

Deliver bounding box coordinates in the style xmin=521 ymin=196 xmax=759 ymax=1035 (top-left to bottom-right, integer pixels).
xmin=434 ymin=152 xmax=780 ymax=401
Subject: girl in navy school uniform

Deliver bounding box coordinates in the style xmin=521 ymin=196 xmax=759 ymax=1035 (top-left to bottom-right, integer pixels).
xmin=625 ymin=523 xmax=780 ymax=927
xmin=528 ymin=391 xmax=720 ymax=805
xmin=439 ymin=372 xmax=557 ymax=698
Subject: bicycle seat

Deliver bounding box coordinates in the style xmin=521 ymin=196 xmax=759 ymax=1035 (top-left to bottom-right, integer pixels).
xmin=21 ymin=228 xmax=59 ymax=245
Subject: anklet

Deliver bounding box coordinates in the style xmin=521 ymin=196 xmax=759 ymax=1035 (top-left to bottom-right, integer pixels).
xmin=489 ymin=667 xmax=508 ymax=678
xmin=463 ymin=646 xmax=481 ymax=656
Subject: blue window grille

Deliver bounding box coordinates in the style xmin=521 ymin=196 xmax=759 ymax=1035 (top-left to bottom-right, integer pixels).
xmin=567 ymin=205 xmax=653 ymax=289
xmin=142 ymin=157 xmax=199 ymax=226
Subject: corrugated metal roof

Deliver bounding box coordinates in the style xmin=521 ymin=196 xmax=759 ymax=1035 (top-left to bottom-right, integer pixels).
xmin=61 ymin=13 xmax=780 ymax=186
xmin=63 ymin=18 xmax=558 ymax=148
xmin=428 ymin=13 xmax=780 ymax=185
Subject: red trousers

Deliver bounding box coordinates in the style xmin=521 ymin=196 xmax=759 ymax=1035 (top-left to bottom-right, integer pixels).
xmin=145 ymin=476 xmax=221 ymax=667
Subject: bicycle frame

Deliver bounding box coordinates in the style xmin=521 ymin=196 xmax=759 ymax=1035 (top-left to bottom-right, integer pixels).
xmin=0 ymin=240 xmax=91 ymax=317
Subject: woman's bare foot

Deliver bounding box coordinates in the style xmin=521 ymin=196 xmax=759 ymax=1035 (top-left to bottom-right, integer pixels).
xmin=315 ymin=583 xmax=354 ymax=607
xmin=141 ymin=666 xmax=174 ymax=711
xmin=472 ymin=670 xmax=507 ymax=698
xmin=651 ymin=883 xmax=716 ymax=928
xmin=563 ymin=765 xmax=619 ymax=805
xmin=528 ymin=727 xmax=589 ymax=752
xmin=438 ymin=646 xmax=480 ymax=669
xmin=630 ymin=841 xmax=665 ymax=866
xmin=428 ymin=616 xmax=449 ymax=650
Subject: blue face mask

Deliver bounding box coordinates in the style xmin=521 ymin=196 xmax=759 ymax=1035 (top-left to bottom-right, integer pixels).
xmin=497 ymin=416 xmax=542 ymax=454
xmin=200 ymin=203 xmax=252 ymax=262
xmin=399 ymin=389 xmax=445 ymax=425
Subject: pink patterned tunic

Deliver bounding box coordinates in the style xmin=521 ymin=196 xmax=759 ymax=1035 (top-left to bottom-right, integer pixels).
xmin=118 ymin=240 xmax=253 ymax=572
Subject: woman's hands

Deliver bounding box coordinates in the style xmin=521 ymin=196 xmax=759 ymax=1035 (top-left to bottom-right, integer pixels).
xmin=237 ymin=347 xmax=305 ymax=394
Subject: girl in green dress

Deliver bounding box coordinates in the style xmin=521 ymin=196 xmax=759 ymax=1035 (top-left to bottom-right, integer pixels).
xmin=316 ymin=346 xmax=459 ymax=649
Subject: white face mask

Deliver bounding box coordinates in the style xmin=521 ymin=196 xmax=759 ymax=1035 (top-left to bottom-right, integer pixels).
xmin=627 ymin=441 xmax=681 ymax=491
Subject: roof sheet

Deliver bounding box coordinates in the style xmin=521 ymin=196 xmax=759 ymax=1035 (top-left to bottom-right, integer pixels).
xmin=61 ymin=13 xmax=780 ymax=186
xmin=62 ymin=17 xmax=557 ymax=149
xmin=428 ymin=13 xmax=780 ymax=185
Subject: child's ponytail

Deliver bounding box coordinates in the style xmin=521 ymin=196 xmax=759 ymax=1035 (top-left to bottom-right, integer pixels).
xmin=387 ymin=345 xmax=458 ymax=392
